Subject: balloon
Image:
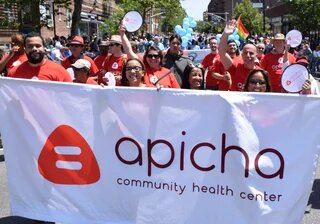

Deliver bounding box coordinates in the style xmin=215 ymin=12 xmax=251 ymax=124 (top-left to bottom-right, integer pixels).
xmin=186 ymin=33 xmax=192 ymax=40
xmin=181 ymin=41 xmax=188 ymax=48
xmin=234 ymin=34 xmax=240 ymax=41
xmin=178 ymin=28 xmax=187 ymax=36
xmin=235 ymin=40 xmax=240 ymax=47
xmin=187 ymin=28 xmax=193 ymax=34
xmin=183 ymin=21 xmax=190 ymax=29
xmin=183 ymin=18 xmax=189 ymax=23
xmin=216 ymin=34 xmax=222 ymax=39
xmin=189 ymin=20 xmax=197 ymax=28
xmin=216 ymin=37 xmax=221 ymax=44
xmin=233 ymin=28 xmax=238 ymax=35
xmin=182 ymin=36 xmax=188 ymax=44
xmin=228 ymin=35 xmax=235 ymax=41
xmin=174 ymin=25 xmax=182 ymax=33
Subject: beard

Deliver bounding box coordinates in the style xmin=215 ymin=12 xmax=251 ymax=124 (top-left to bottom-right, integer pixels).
xmin=27 ymin=51 xmax=45 ymax=64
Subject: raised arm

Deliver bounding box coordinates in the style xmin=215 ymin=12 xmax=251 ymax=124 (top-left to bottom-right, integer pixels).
xmin=218 ymin=20 xmax=237 ymax=70
xmin=119 ymin=25 xmax=138 ymax=60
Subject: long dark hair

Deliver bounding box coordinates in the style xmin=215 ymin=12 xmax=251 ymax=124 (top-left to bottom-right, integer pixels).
xmin=244 ymin=69 xmax=271 ymax=92
xmin=121 ymin=58 xmax=146 ymax=86
xmin=182 ymin=63 xmax=205 ymax=90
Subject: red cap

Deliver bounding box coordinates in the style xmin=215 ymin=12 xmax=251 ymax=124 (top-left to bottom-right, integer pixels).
xmin=69 ymin=35 xmax=84 ymax=45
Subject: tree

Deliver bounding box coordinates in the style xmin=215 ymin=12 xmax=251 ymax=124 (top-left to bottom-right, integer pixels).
xmin=102 ymin=0 xmax=186 ymax=35
xmin=70 ymin=0 xmax=82 ymax=36
xmin=287 ymin=0 xmax=320 ymax=35
xmin=233 ymin=0 xmax=264 ymax=35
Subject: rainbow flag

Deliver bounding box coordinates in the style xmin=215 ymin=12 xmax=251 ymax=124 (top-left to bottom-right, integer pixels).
xmin=237 ymin=16 xmax=249 ymax=40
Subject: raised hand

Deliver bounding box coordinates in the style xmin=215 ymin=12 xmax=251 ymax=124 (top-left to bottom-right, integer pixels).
xmin=223 ymin=20 xmax=237 ymax=35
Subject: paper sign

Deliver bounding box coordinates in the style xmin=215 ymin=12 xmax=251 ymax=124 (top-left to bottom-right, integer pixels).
xmin=286 ymin=30 xmax=302 ymax=48
xmin=122 ymin=11 xmax=143 ymax=32
xmin=281 ymin=64 xmax=309 ymax=92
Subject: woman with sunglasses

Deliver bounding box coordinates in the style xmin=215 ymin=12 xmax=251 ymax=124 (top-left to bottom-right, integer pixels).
xmin=182 ymin=63 xmax=205 ymax=90
xmin=119 ymin=26 xmax=179 ymax=88
xmin=243 ymin=69 xmax=271 ymax=92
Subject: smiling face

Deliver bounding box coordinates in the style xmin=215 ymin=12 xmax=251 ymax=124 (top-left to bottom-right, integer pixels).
xmin=169 ymin=38 xmax=181 ymax=54
xmin=188 ymin=68 xmax=203 ymax=89
xmin=25 ymin=36 xmax=45 ymax=64
xmin=247 ymin=71 xmax=267 ymax=92
xmin=125 ymin=60 xmax=144 ymax=86
xmin=242 ymin=44 xmax=257 ymax=66
xmin=145 ymin=49 xmax=161 ymax=69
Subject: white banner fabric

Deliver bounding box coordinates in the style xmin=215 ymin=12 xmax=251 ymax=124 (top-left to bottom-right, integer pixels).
xmin=0 ymin=78 xmax=320 ymax=224
xmin=186 ymin=49 xmax=211 ymax=63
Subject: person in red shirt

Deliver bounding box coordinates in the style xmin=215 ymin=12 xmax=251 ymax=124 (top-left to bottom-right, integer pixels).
xmin=261 ymin=33 xmax=296 ymax=92
xmin=0 ymin=33 xmax=27 ymax=75
xmin=121 ymin=58 xmax=148 ymax=87
xmin=219 ymin=20 xmax=263 ymax=91
xmin=8 ymin=32 xmax=71 ymax=82
xmin=61 ymin=35 xmax=99 ymax=77
xmin=256 ymin=42 xmax=265 ymax=63
xmin=227 ymin=40 xmax=242 ymax=65
xmin=202 ymin=37 xmax=231 ymax=90
xmin=71 ymin=59 xmax=98 ymax=85
xmin=94 ymin=41 xmax=109 ymax=70
xmin=102 ymin=35 xmax=127 ymax=86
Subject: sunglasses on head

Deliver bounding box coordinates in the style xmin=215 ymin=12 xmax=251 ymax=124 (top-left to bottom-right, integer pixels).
xmin=147 ymin=54 xmax=160 ymax=59
xmin=249 ymin=79 xmax=266 ymax=85
xmin=189 ymin=63 xmax=203 ymax=69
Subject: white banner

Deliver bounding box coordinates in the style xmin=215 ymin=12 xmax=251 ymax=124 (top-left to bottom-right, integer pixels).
xmin=0 ymin=78 xmax=320 ymax=224
xmin=186 ymin=49 xmax=211 ymax=63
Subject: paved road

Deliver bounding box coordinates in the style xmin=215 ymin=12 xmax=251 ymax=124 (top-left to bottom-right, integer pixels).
xmin=1 ymin=149 xmax=320 ymax=223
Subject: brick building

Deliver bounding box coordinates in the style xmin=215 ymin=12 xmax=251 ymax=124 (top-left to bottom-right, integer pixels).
xmin=0 ymin=1 xmax=116 ymax=45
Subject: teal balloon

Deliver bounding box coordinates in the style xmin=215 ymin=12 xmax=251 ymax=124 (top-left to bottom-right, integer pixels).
xmin=228 ymin=35 xmax=235 ymax=41
xmin=181 ymin=41 xmax=188 ymax=48
xmin=187 ymin=28 xmax=193 ymax=34
xmin=183 ymin=18 xmax=189 ymax=23
xmin=182 ymin=36 xmax=188 ymax=44
xmin=190 ymin=20 xmax=197 ymax=28
xmin=186 ymin=33 xmax=192 ymax=40
xmin=175 ymin=25 xmax=182 ymax=33
xmin=178 ymin=28 xmax=187 ymax=36
xmin=234 ymin=34 xmax=240 ymax=41
xmin=188 ymin=16 xmax=195 ymax=23
xmin=216 ymin=37 xmax=221 ymax=44
xmin=183 ymin=21 xmax=190 ymax=29
xmin=235 ymin=40 xmax=240 ymax=46
xmin=216 ymin=33 xmax=222 ymax=39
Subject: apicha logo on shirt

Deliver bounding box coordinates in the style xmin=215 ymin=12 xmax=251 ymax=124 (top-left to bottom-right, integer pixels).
xmin=38 ymin=125 xmax=100 ymax=185
xmin=112 ymin=62 xmax=119 ymax=69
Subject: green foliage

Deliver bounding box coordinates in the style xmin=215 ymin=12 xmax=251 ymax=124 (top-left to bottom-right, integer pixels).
xmin=233 ymin=0 xmax=264 ymax=34
xmin=287 ymin=0 xmax=320 ymax=33
xmin=101 ymin=0 xmax=186 ymax=35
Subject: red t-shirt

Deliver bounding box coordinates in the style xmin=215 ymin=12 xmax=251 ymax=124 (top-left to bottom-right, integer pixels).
xmin=94 ymin=54 xmax=108 ymax=70
xmin=144 ymin=67 xmax=180 ymax=88
xmin=228 ymin=62 xmax=261 ymax=91
xmin=61 ymin=55 xmax=99 ymax=77
xmin=8 ymin=59 xmax=72 ymax=82
xmin=261 ymin=52 xmax=296 ymax=92
xmin=2 ymin=52 xmax=28 ymax=72
xmin=202 ymin=53 xmax=224 ymax=89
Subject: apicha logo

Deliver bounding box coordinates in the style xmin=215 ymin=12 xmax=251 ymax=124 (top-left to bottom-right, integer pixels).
xmin=38 ymin=125 xmax=100 ymax=185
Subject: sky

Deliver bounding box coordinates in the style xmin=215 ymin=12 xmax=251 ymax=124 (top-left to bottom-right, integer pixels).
xmin=180 ymin=0 xmax=211 ymax=21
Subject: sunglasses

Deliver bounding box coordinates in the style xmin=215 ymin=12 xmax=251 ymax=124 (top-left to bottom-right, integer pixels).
xmin=125 ymin=66 xmax=143 ymax=72
xmin=147 ymin=54 xmax=160 ymax=59
xmin=249 ymin=79 xmax=266 ymax=85
xmin=257 ymin=47 xmax=265 ymax=50
xmin=109 ymin=43 xmax=121 ymax=47
xmin=189 ymin=63 xmax=203 ymax=69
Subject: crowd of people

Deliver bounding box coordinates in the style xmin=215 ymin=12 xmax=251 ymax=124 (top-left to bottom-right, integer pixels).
xmin=0 ymin=20 xmax=319 ymax=96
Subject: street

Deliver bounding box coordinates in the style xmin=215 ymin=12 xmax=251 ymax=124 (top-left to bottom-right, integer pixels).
xmin=1 ymin=148 xmax=320 ymax=223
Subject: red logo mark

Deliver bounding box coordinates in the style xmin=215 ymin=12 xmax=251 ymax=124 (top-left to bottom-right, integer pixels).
xmin=286 ymin=80 xmax=291 ymax=86
xmin=38 ymin=125 xmax=100 ymax=185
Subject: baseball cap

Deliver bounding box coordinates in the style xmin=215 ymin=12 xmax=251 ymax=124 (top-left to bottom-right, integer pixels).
xmin=71 ymin=59 xmax=91 ymax=70
xmin=68 ymin=35 xmax=84 ymax=46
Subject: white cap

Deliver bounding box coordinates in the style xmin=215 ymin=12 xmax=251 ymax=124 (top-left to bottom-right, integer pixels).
xmin=71 ymin=59 xmax=91 ymax=70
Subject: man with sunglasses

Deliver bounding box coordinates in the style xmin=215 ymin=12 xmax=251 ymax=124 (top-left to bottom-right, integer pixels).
xmin=61 ymin=35 xmax=99 ymax=77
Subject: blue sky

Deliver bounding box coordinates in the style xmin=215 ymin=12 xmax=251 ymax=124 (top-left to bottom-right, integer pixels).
xmin=180 ymin=0 xmax=211 ymax=21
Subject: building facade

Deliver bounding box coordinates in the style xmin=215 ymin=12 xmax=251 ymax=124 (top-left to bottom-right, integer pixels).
xmin=0 ymin=1 xmax=116 ymax=45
